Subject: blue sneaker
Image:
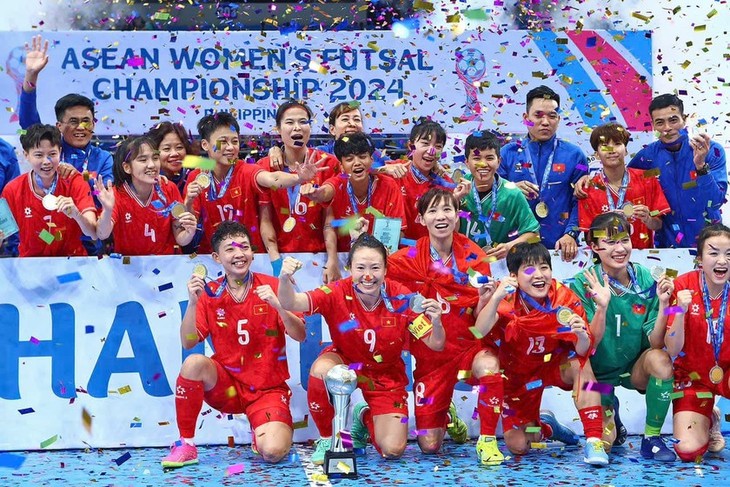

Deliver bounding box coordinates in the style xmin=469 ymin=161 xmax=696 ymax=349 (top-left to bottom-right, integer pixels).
xmin=539 ymin=410 xmax=580 ymax=445
xmin=583 ymin=438 xmax=609 ymax=466
xmin=640 ymin=436 xmax=676 ymax=462
xmin=612 ymin=395 xmax=627 ymax=446
xmin=351 ymin=402 xmax=371 ymax=450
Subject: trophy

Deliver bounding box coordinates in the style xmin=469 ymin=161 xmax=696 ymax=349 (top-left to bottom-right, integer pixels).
xmin=323 ymin=364 xmax=358 ymax=478
xmin=454 ymin=47 xmax=487 ymax=122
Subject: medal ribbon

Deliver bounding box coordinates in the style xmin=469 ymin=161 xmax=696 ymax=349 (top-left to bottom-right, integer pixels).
xmin=522 ymin=137 xmax=559 ymax=198
xmin=602 ymin=169 xmax=630 ymax=211
xmin=209 ymin=165 xmax=234 ymax=201
xmin=63 ymin=143 xmax=92 ymax=173
xmin=429 ymin=245 xmax=468 ymax=285
xmin=603 ymin=263 xmax=656 ymax=299
xmin=469 ymin=175 xmax=499 ymax=247
xmin=519 ymin=290 xmax=560 ymax=314
xmin=346 ymin=176 xmax=374 ymax=215
xmin=700 ymin=272 xmax=729 ymax=366
xmin=34 ymin=171 xmax=58 ymax=195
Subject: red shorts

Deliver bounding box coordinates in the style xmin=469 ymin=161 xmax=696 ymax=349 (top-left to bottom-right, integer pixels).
xmin=501 ymin=360 xmax=571 ymax=432
xmin=672 ymin=375 xmax=724 ymax=420
xmin=205 ymin=360 xmax=293 ymax=430
xmin=413 ymin=342 xmax=492 ymax=430
xmin=321 ymin=346 xmax=408 ymax=417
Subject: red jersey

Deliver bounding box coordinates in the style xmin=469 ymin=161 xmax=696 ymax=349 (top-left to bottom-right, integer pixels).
xmin=306 ymin=277 xmax=415 ymax=389
xmin=324 ymin=174 xmax=406 ymax=252
xmin=196 ymin=273 xmax=290 ymax=390
xmin=669 ymin=270 xmax=730 ymax=391
xmin=1 ymin=172 xmax=95 ymax=257
xmin=578 ymin=168 xmax=670 ymax=249
xmin=111 ymin=179 xmax=182 ymax=256
xmin=257 ymin=150 xmax=339 ymax=253
xmin=388 ymin=232 xmax=492 ymax=375
xmin=495 ymin=280 xmax=589 ymax=378
xmin=185 ymin=162 xmax=269 ymax=254
xmin=397 ymin=165 xmax=454 ymax=241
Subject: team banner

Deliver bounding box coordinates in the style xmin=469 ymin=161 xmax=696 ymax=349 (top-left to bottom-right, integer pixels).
xmin=0 ymin=30 xmax=652 ymax=139
xmin=1 ymin=249 xmax=687 ymax=451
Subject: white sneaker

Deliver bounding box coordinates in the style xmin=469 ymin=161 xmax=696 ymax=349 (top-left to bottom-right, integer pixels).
xmin=709 ymin=406 xmax=726 ymax=453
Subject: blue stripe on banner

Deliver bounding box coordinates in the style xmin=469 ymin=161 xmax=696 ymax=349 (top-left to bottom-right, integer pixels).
xmin=0 ymin=452 xmax=25 ymax=469
xmin=531 ymin=31 xmax=606 ymax=125
xmin=614 ymin=30 xmax=652 ymax=77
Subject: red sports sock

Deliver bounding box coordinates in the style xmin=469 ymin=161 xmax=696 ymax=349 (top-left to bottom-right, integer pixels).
xmin=578 ymin=406 xmax=603 ymax=440
xmin=307 ymin=375 xmax=334 ymax=437
xmin=175 ymin=376 xmax=204 ymax=438
xmin=478 ymin=374 xmax=503 ymax=436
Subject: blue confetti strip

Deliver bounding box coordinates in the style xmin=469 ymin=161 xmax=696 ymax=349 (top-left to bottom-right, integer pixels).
xmin=56 ymin=272 xmax=82 ymax=284
xmin=114 ymin=451 xmax=131 ymax=466
xmin=158 ymin=282 xmax=174 ymax=292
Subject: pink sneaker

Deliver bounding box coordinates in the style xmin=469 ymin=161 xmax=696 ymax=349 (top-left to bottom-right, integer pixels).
xmin=161 ymin=440 xmax=199 ymax=468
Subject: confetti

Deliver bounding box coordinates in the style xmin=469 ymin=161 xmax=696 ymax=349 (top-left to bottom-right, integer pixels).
xmin=18 ymin=408 xmax=34 ymax=415
xmin=40 ymin=435 xmax=58 ymax=449
xmin=114 ymin=452 xmax=131 ymax=466
xmin=0 ymin=453 xmax=25 ymax=469
xmin=225 ymin=463 xmax=245 ymax=476
xmin=56 ymin=272 xmax=82 ymax=284
xmin=82 ymin=408 xmax=92 ymax=434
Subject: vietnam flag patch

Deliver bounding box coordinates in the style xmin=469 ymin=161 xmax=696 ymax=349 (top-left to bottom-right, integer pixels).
xmin=254 ymin=303 xmax=268 ymax=315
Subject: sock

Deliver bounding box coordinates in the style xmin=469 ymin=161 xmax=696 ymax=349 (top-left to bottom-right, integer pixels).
xmin=175 ymin=376 xmax=205 ymax=439
xmin=478 ymin=374 xmax=504 ymax=436
xmin=540 ymin=422 xmax=554 ymax=440
xmin=307 ymin=375 xmax=334 ymax=437
xmin=675 ymin=442 xmax=709 ymax=462
xmin=644 ymin=376 xmax=673 ymax=437
xmin=578 ymin=406 xmax=603 ymax=440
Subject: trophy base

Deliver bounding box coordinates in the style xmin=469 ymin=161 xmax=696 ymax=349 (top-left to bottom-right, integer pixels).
xmin=323 ymin=450 xmax=358 ymax=478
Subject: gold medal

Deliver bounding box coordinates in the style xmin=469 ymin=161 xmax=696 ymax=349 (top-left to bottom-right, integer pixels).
xmin=622 ymin=203 xmax=634 ymax=217
xmin=170 ymin=203 xmax=187 ymax=219
xmin=192 ymin=264 xmax=208 ymax=279
xmin=709 ymin=365 xmax=724 ymax=385
xmin=42 ymin=194 xmax=58 ymax=211
xmin=452 ymin=169 xmax=464 ymax=183
xmin=556 ymin=307 xmax=573 ymax=326
xmin=282 ymin=216 xmax=296 ymax=233
xmin=195 ymin=172 xmax=211 ymax=189
xmin=535 ymin=201 xmax=549 ymax=218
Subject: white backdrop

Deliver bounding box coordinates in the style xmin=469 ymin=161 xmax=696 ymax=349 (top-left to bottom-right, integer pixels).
xmin=1 ymin=248 xmax=719 ymax=451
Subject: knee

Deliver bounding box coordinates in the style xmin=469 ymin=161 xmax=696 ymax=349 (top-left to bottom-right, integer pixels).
xmin=475 ymin=354 xmax=500 ymax=376
xmin=646 ymin=349 xmax=674 ymax=379
xmin=379 ymin=438 xmax=407 ymax=459
xmin=259 ymin=443 xmax=290 ymax=464
xmin=418 ymin=434 xmax=442 ymax=454
xmin=309 ymin=360 xmax=333 ymax=379
xmin=180 ymin=354 xmax=210 ymax=379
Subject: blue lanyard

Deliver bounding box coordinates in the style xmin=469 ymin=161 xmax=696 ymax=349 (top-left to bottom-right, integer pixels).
xmin=469 ymin=176 xmax=500 ymax=246
xmin=352 ymin=281 xmax=412 ymax=313
xmin=204 ymin=273 xmax=250 ymax=298
xmin=603 ymin=263 xmax=656 ymax=298
xmin=209 ymin=166 xmax=234 ymax=201
xmin=602 ymin=169 xmax=630 ymax=211
xmin=429 ymin=245 xmax=468 ymax=284
xmin=346 ymin=176 xmax=373 ymax=215
xmin=519 ymin=290 xmax=559 ymax=314
xmin=63 ymin=143 xmax=92 ymax=173
xmin=34 ymin=172 xmax=58 ymax=195
xmin=523 ymin=138 xmax=559 ymax=196
xmin=700 ymin=273 xmax=729 ymax=364
xmin=410 ymin=164 xmax=456 ymax=190
xmin=284 ymin=166 xmax=301 ymax=217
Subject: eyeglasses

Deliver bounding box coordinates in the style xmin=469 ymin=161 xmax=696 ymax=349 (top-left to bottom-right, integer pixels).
xmin=61 ymin=117 xmax=94 ymax=129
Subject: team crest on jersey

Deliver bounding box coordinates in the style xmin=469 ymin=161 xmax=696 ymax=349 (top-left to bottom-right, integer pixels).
xmin=230 ymin=187 xmax=242 ymax=198
xmin=691 ymin=303 xmax=700 ymax=315
xmin=216 ymin=308 xmax=226 ymax=319
xmin=254 ymin=303 xmax=268 ymax=315
xmin=381 ymin=316 xmax=396 ymax=327
xmin=125 ymin=212 xmax=132 ymax=222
